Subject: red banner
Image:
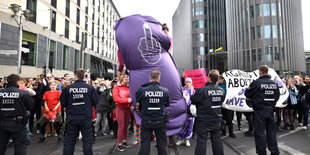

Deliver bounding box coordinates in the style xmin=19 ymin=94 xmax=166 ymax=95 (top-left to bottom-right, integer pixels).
xmin=185 ymin=69 xmax=208 ymax=89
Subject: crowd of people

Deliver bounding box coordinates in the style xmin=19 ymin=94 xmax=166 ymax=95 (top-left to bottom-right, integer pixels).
xmin=0 ymin=65 xmax=310 ymax=155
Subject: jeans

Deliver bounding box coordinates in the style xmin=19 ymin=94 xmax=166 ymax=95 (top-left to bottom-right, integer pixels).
xmin=116 ymin=106 xmax=131 ymax=144
xmin=94 ymin=112 xmax=108 ymax=134
xmin=303 ymin=105 xmax=309 ymax=127
xmin=138 ymin=120 xmax=168 ymax=155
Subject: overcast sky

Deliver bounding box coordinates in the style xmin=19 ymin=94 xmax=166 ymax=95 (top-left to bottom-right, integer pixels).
xmin=113 ymin=0 xmax=310 ymax=50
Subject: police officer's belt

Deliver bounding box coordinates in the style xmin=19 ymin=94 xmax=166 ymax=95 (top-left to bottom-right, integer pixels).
xmin=0 ymin=116 xmax=23 ymax=121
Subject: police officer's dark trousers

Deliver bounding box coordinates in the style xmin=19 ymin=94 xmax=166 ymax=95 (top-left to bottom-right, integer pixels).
xmin=195 ymin=119 xmax=223 ymax=155
xmin=0 ymin=120 xmax=26 ymax=155
xmin=63 ymin=118 xmax=93 ymax=155
xmin=138 ymin=120 xmax=168 ymax=155
xmin=254 ymin=108 xmax=279 ymax=155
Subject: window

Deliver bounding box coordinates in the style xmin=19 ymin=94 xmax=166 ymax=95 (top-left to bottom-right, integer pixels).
xmin=86 ymin=1 xmax=88 ymax=14
xmin=264 ymin=3 xmax=270 ymax=16
xmin=75 ymin=50 xmax=80 ymax=69
xmin=271 ymin=3 xmax=276 ymax=16
xmin=204 ymin=20 xmax=208 ymax=28
xmin=199 ymin=20 xmax=204 ymax=28
xmin=250 ymin=6 xmax=254 ymax=18
xmin=49 ymin=40 xmax=56 ymax=68
xmin=65 ymin=20 xmax=69 ymax=38
xmin=258 ymin=48 xmax=264 ymax=61
xmin=264 ymin=25 xmax=271 ymax=39
xmin=200 ymin=47 xmax=204 ymax=55
xmin=66 ymin=0 xmax=70 ymax=17
xmin=85 ymin=16 xmax=88 ymax=31
xmin=92 ymin=8 xmax=95 ymax=20
xmin=245 ymin=8 xmax=248 ymax=21
xmin=251 ymin=27 xmax=255 ymax=40
xmin=272 ymin=25 xmax=277 ymax=38
xmin=91 ymin=38 xmax=94 ymax=50
xmin=252 ymin=49 xmax=256 ymax=62
xmin=63 ymin=46 xmax=69 ymax=70
xmin=274 ymin=47 xmax=279 ymax=60
xmin=256 ymin=26 xmax=262 ymax=39
xmin=77 ymin=9 xmax=80 ymax=25
xmin=76 ymin=27 xmax=80 ymax=42
xmin=51 ymin=11 xmax=56 ymax=32
xmin=51 ymin=0 xmax=57 ymax=8
xmin=199 ymin=33 xmax=204 ymax=42
xmin=256 ymin=4 xmax=261 ymax=17
xmin=92 ymin=22 xmax=94 ymax=35
xmin=26 ymin=0 xmax=37 ymax=23
xmin=265 ymin=46 xmax=272 ymax=61
xmin=22 ymin=31 xmax=37 ymax=66
xmin=83 ymin=53 xmax=88 ymax=69
xmin=77 ymin=0 xmax=80 ymax=7
xmin=195 ymin=6 xmax=204 ymax=15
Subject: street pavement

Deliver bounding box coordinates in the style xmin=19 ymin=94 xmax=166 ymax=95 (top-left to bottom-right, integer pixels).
xmin=5 ymin=116 xmax=310 ymax=155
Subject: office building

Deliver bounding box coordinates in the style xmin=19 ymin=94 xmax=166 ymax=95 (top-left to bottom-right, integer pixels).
xmin=0 ymin=0 xmax=120 ymax=78
xmin=226 ymin=0 xmax=306 ymax=74
xmin=173 ymin=0 xmax=227 ymax=73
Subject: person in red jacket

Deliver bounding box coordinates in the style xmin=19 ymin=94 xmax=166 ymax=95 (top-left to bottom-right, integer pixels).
xmin=113 ymin=73 xmax=132 ymax=152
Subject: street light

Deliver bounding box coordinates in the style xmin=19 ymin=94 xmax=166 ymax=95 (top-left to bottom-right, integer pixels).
xmin=9 ymin=3 xmax=32 ymax=74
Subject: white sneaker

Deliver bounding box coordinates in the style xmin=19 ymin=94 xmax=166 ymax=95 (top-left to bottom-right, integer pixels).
xmin=302 ymin=126 xmax=308 ymax=130
xmin=185 ymin=140 xmax=190 ymax=147
xmin=298 ymin=123 xmax=303 ymax=127
xmin=176 ymin=139 xmax=185 ymax=146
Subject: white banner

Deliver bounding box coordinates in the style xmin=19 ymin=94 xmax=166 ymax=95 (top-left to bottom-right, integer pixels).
xmin=222 ymin=68 xmax=289 ymax=112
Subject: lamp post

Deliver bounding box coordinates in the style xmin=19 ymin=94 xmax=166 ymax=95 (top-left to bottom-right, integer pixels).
xmin=9 ymin=4 xmax=32 ymax=74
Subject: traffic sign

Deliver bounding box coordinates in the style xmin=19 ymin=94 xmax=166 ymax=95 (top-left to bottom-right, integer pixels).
xmin=0 ymin=50 xmax=17 ymax=55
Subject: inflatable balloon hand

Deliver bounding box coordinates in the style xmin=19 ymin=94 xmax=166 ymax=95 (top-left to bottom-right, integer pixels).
xmin=115 ymin=14 xmax=187 ymax=136
xmin=138 ymin=23 xmax=162 ymax=64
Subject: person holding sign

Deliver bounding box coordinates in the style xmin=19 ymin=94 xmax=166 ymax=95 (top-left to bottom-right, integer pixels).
xmin=245 ymin=65 xmax=280 ymax=155
xmin=191 ymin=70 xmax=225 ymax=155
xmin=176 ymin=77 xmax=195 ymax=147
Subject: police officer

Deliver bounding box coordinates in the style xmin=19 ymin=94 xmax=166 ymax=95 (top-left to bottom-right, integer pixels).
xmin=245 ymin=65 xmax=280 ymax=155
xmin=136 ymin=69 xmax=170 ymax=155
xmin=60 ymin=69 xmax=98 ymax=155
xmin=0 ymin=74 xmax=34 ymax=155
xmin=191 ymin=70 xmax=225 ymax=155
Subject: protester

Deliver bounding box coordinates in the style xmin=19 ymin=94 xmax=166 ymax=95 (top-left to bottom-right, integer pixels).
xmin=107 ymin=80 xmax=118 ymax=137
xmin=176 ymin=77 xmax=195 ymax=146
xmin=191 ymin=70 xmax=225 ymax=155
xmin=94 ymin=82 xmax=110 ymax=136
xmin=29 ymin=82 xmax=43 ymax=134
xmin=294 ymin=75 xmax=303 ymax=126
xmin=136 ymin=69 xmax=170 ymax=155
xmin=245 ymin=65 xmax=280 ymax=155
xmin=283 ymin=78 xmax=298 ymax=130
xmin=300 ymin=76 xmax=310 ymax=130
xmin=113 ymin=73 xmax=132 ymax=152
xmin=218 ymin=76 xmax=236 ymax=138
xmin=40 ymin=80 xmax=62 ymax=143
